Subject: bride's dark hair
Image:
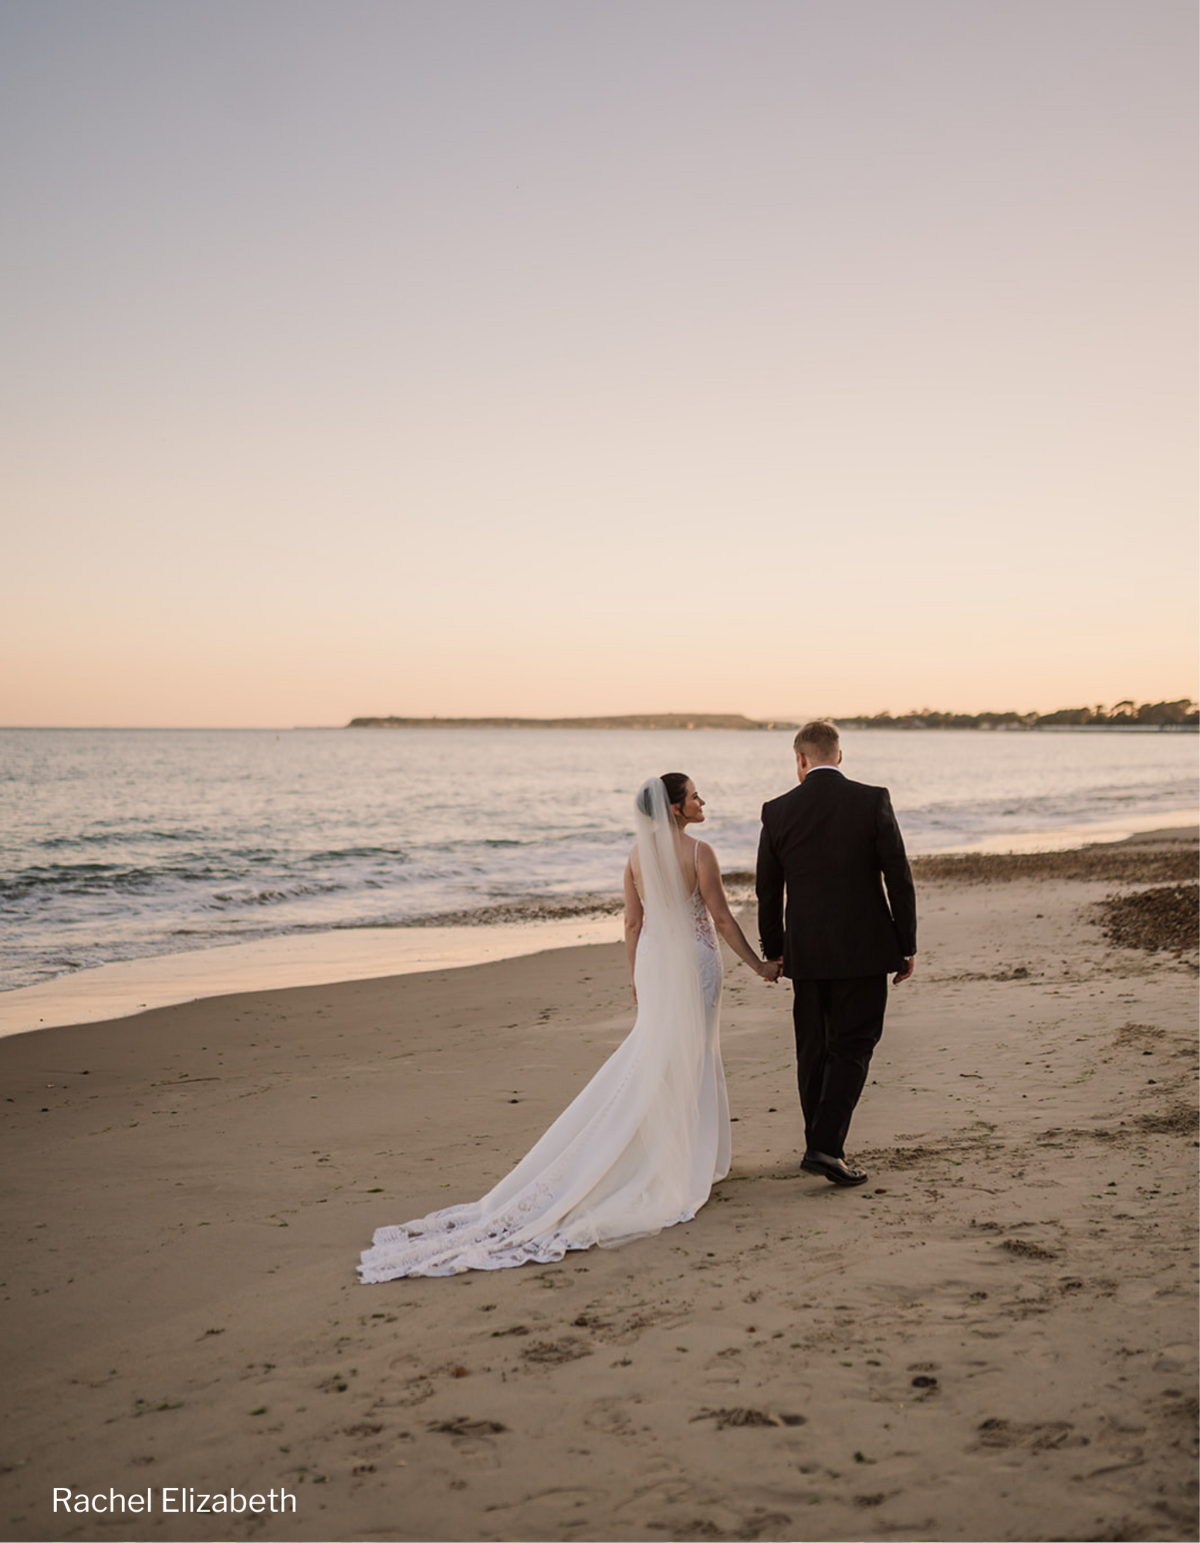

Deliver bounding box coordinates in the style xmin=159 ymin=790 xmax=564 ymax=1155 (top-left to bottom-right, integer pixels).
xmin=637 ymin=773 xmax=690 ymax=817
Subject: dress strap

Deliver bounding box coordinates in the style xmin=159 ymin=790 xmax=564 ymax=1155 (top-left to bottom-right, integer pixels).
xmin=694 ymin=840 xmax=701 ymax=872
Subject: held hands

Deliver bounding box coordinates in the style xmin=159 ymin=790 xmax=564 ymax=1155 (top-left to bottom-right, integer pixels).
xmin=757 ymin=958 xmax=783 ymax=984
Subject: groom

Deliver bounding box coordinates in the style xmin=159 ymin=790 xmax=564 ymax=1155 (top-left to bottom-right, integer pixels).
xmin=756 ymin=721 xmax=916 ymax=1186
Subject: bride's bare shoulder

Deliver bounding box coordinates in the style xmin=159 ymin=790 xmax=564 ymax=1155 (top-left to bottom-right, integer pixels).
xmin=694 ymin=839 xmax=722 ymax=883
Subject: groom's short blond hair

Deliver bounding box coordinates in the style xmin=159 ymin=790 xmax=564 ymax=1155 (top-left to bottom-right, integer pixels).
xmin=794 ymin=720 xmax=840 ymax=760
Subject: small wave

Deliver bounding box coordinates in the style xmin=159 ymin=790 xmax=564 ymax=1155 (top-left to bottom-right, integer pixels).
xmin=38 ymin=827 xmax=212 ymax=849
xmin=0 ymin=862 xmax=225 ymax=901
xmin=203 ymin=881 xmax=347 ymax=909
xmin=302 ymin=845 xmax=411 ymax=863
xmin=37 ymin=834 xmax=114 ymax=851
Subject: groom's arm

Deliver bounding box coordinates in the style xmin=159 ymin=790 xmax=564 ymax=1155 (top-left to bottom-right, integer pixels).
xmin=756 ymin=806 xmax=786 ymax=963
xmin=875 ymin=788 xmax=917 ymax=958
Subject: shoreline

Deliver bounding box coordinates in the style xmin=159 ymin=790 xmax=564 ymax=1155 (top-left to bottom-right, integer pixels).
xmin=0 ymin=917 xmax=623 ymax=1040
xmin=2 ymin=823 xmax=1194 ymax=1041
xmin=1 ymin=826 xmax=1195 ymax=1542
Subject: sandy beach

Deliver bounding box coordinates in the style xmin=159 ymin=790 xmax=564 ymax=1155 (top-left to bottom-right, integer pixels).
xmin=1 ymin=832 xmax=1196 ymax=1543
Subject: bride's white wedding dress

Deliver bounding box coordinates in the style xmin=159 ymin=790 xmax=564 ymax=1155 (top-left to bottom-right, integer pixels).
xmin=358 ymin=779 xmax=730 ymax=1281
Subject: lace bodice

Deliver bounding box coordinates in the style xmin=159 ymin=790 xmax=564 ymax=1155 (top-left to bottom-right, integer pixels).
xmin=690 ymin=875 xmax=719 ymax=950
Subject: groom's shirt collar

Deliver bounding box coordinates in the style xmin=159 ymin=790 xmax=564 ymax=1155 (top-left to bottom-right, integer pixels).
xmin=804 ymin=764 xmax=841 ymax=775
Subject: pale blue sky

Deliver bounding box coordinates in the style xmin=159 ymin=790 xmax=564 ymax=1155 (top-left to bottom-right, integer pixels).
xmin=4 ymin=0 xmax=1196 ymax=725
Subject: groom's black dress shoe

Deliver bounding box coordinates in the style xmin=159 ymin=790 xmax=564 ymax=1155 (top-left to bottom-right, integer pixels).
xmin=800 ymin=1151 xmax=869 ymax=1186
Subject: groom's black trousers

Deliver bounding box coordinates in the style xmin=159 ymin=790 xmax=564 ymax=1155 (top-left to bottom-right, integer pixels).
xmin=792 ymin=975 xmax=888 ymax=1159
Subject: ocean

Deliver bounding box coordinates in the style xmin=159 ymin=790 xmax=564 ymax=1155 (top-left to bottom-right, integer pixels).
xmin=1 ymin=726 xmax=1196 ymax=995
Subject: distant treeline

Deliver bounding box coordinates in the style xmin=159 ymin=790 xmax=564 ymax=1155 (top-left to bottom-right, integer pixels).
xmin=839 ymin=699 xmax=1198 ymax=729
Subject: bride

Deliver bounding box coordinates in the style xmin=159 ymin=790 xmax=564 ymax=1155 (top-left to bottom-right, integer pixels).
xmin=358 ymin=773 xmax=778 ymax=1282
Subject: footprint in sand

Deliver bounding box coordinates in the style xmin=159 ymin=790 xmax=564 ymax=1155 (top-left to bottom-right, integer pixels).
xmin=971 ymin=1417 xmax=1079 ymax=1451
xmin=998 ymin=1237 xmax=1059 ymax=1260
xmin=380 ymin=1364 xmax=435 ymax=1407
xmin=584 ymin=1397 xmax=637 ymax=1436
xmin=690 ymin=1406 xmax=807 ymax=1429
xmin=520 ymin=1336 xmax=593 ymax=1365
xmin=427 ymin=1416 xmax=507 ymax=1436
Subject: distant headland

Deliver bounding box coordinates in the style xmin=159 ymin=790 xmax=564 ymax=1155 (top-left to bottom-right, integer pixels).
xmin=347 ymin=700 xmax=1197 ymax=731
xmin=346 ymin=713 xmax=784 ymax=730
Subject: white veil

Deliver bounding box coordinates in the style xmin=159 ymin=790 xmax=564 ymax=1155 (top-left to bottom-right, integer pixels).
xmin=629 ymin=776 xmax=708 ymax=1190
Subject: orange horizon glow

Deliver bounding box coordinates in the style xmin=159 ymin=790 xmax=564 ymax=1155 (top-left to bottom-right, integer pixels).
xmin=4 ymin=4 xmax=1195 ymax=732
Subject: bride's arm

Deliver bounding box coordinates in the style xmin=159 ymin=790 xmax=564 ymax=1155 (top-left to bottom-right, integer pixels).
xmin=697 ymin=843 xmax=779 ymax=981
xmin=622 ymin=855 xmax=644 ymax=1001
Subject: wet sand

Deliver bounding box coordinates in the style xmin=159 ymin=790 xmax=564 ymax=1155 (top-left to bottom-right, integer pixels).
xmin=1 ymin=832 xmax=1196 ymax=1542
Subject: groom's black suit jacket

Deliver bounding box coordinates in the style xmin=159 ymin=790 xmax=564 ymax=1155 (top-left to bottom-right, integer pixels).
xmin=757 ymin=769 xmax=917 ymax=980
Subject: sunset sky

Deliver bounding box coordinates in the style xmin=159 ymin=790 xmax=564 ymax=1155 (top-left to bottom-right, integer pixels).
xmin=4 ymin=0 xmax=1196 ymax=727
